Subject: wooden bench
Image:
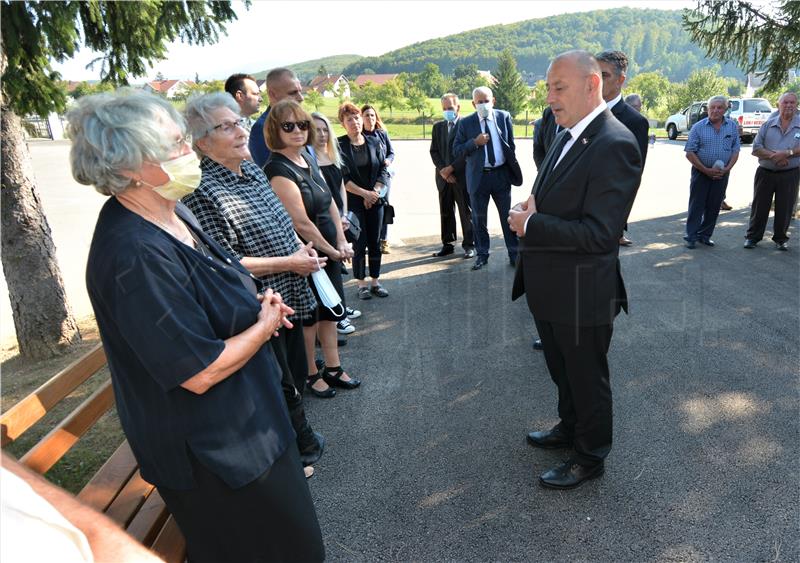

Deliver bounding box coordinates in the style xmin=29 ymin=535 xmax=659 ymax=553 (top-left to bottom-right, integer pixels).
xmin=1 ymin=343 xmax=186 ymax=563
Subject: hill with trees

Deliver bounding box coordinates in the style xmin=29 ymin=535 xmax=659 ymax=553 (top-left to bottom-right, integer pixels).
xmin=254 ymin=54 xmax=362 ymax=82
xmin=342 ymin=8 xmax=743 ymax=82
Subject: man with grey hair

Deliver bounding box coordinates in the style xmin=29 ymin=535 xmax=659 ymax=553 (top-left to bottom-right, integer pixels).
xmin=453 ymin=85 xmax=519 ymax=270
xmin=744 ymin=91 xmax=800 ymax=250
xmin=429 ymin=92 xmax=474 ymax=258
xmin=624 ymin=93 xmax=642 ymax=113
xmin=509 ymin=50 xmax=641 ymax=490
xmin=683 ymin=94 xmax=740 ymax=248
xmin=248 ymin=68 xmax=304 ymax=168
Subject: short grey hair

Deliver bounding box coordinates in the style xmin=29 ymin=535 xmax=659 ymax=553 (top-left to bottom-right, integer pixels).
xmin=624 ymin=93 xmax=642 ymax=105
xmin=266 ymin=67 xmax=297 ymax=88
xmin=551 ymin=50 xmax=602 ymax=77
xmin=67 ymin=88 xmax=185 ymax=196
xmin=441 ymin=92 xmax=459 ymax=104
xmin=778 ymin=91 xmax=798 ymax=104
xmin=472 ymin=86 xmax=493 ymax=100
xmin=707 ymin=95 xmax=729 ymax=107
xmin=184 ymin=92 xmax=241 ymax=156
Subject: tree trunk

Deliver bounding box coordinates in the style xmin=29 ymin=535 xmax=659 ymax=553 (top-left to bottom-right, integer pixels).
xmin=1 ymin=107 xmax=81 ymax=359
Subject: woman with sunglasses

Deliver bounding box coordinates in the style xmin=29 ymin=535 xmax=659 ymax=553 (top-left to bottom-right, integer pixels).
xmin=338 ymin=102 xmax=391 ymax=300
xmin=264 ymin=100 xmax=361 ymax=396
xmin=71 ymin=89 xmax=324 ymax=562
xmin=361 ymin=104 xmax=395 ymax=254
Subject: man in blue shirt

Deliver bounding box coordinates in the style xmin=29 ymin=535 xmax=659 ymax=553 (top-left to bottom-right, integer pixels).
xmin=683 ymin=95 xmax=741 ymax=248
xmin=248 ymin=68 xmax=304 ymax=168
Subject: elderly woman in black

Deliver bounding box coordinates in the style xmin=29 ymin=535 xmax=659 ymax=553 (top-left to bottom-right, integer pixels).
xmin=70 ymin=89 xmax=324 ymax=562
xmin=338 ymin=102 xmax=391 ymax=300
xmin=264 ymin=100 xmax=361 ymax=394
xmin=361 ymin=104 xmax=396 ymax=254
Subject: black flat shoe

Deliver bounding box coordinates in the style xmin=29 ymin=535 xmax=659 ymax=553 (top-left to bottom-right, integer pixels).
xmin=322 ymin=366 xmax=361 ymax=389
xmin=743 ymin=239 xmax=757 ymax=249
xmin=471 ymin=257 xmax=488 ymax=270
xmin=539 ymin=460 xmax=604 ymax=490
xmin=526 ymin=425 xmax=573 ymax=449
xmin=306 ymin=371 xmax=336 ymax=398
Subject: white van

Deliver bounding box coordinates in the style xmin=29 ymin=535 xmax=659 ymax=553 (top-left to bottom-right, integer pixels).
xmin=726 ymin=98 xmax=773 ymax=143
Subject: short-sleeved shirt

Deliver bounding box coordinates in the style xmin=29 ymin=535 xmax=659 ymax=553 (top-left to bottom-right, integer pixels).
xmin=753 ymin=113 xmax=800 ymax=171
xmin=684 ymin=117 xmax=741 ymax=168
xmin=86 ymin=198 xmax=294 ymax=490
xmin=182 ymin=157 xmax=316 ymax=321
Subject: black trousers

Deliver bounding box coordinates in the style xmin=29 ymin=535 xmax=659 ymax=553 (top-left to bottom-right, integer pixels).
xmin=158 ymin=446 xmax=325 ymax=563
xmin=534 ymin=319 xmax=614 ymax=466
xmin=435 ymin=172 xmax=474 ymax=249
xmin=746 ymin=166 xmax=800 ymax=244
xmin=350 ymin=199 xmax=384 ymax=280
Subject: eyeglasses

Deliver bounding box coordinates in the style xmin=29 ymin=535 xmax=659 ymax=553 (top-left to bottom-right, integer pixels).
xmin=209 ymin=118 xmax=247 ymax=135
xmin=280 ymin=120 xmax=310 ymax=133
xmin=172 ymin=134 xmax=191 ymax=149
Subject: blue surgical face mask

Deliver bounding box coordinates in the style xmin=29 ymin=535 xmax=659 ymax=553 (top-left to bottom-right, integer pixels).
xmin=476 ymin=102 xmax=493 ymax=118
xmin=443 ymin=110 xmax=457 ymax=122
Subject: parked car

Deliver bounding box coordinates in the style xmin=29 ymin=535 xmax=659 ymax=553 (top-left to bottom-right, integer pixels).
xmin=725 ymin=97 xmax=773 ymax=143
xmin=665 ymin=101 xmax=707 ymax=140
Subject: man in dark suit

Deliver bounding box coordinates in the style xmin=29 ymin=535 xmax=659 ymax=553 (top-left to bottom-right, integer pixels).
xmin=429 ymin=93 xmax=475 ymax=258
xmin=453 ymin=86 xmax=519 ymax=270
xmin=596 ymin=50 xmax=650 ymax=246
xmin=509 ymin=50 xmax=642 ymax=490
xmin=533 ymin=106 xmax=558 ymax=169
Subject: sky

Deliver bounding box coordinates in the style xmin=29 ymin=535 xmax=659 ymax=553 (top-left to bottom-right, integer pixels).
xmin=52 ymin=0 xmax=696 ymax=83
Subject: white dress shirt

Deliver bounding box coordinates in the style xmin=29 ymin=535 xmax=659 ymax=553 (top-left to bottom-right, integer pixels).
xmin=606 ymin=93 xmax=622 ymax=112
xmin=479 ymin=112 xmax=506 ymax=167
xmin=554 ymin=101 xmax=608 ymax=169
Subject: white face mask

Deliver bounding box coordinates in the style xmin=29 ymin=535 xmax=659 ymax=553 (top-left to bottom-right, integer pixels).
xmin=476 ymin=101 xmax=493 ymax=118
xmin=310 ymin=264 xmax=344 ymax=316
xmin=149 ymin=152 xmax=202 ymax=201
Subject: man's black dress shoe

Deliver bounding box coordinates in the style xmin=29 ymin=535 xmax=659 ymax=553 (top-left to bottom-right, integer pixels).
xmin=463 ymin=248 xmax=476 ymax=259
xmin=509 ymin=256 xmax=517 ymax=267
xmin=700 ymin=239 xmax=715 ymax=247
xmin=299 ymin=432 xmax=325 ymax=466
xmin=471 ymin=257 xmax=488 ymax=271
xmin=776 ymin=241 xmax=789 ymax=251
xmin=532 ymin=338 xmax=543 ymax=350
xmin=743 ymin=239 xmax=757 ymax=249
xmin=685 ymin=240 xmax=696 ymax=249
xmin=433 ymin=245 xmax=455 ymax=257
xmin=539 ymin=460 xmax=604 ymax=490
xmin=526 ymin=426 xmax=573 ymax=449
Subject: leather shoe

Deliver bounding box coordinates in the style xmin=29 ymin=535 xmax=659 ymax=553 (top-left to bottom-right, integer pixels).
xmin=685 ymin=240 xmax=696 ymax=249
xmin=471 ymin=257 xmax=488 ymax=270
xmin=509 ymin=256 xmax=517 ymax=267
xmin=619 ymin=235 xmax=633 ymax=246
xmin=532 ymin=338 xmax=543 ymax=350
xmin=776 ymin=241 xmax=789 ymax=251
xmin=526 ymin=426 xmax=573 ymax=449
xmin=700 ymin=239 xmax=715 ymax=247
xmin=433 ymin=245 xmax=455 ymax=257
xmin=720 ymin=200 xmax=732 ymax=211
xmin=322 ymin=367 xmax=361 ymax=389
xmin=463 ymin=248 xmax=476 ymax=259
xmin=539 ymin=460 xmax=605 ymax=490
xmin=299 ymin=432 xmax=325 ymax=466
xmin=743 ymin=239 xmax=757 ymax=249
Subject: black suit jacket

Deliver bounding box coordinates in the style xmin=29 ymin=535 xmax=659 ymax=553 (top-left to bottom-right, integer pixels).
xmin=533 ymin=107 xmax=558 ymax=170
xmin=337 ymin=134 xmax=390 ymax=191
xmin=512 ymin=109 xmax=642 ymax=327
xmin=430 ymin=119 xmax=466 ymax=175
xmin=611 ymin=100 xmax=650 ymax=167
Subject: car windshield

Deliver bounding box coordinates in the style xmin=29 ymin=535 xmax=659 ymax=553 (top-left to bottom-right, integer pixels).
xmin=743 ymin=99 xmax=772 ymax=112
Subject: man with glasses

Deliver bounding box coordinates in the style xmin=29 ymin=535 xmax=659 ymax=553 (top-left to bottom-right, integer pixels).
xmin=248 ymin=68 xmax=304 ymax=168
xmin=224 ymin=73 xmax=263 ymax=132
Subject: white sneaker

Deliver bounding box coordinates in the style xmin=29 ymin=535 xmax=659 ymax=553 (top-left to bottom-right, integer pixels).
xmin=346 ymin=307 xmax=362 ymax=319
xmin=336 ymin=318 xmax=355 ymax=334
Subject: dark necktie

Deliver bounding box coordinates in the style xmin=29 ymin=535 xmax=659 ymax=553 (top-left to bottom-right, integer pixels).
xmin=548 ymin=129 xmax=572 ymax=173
xmin=483 ymin=119 xmax=496 ymax=166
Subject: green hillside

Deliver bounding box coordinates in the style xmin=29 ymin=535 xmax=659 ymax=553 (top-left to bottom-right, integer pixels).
xmin=253 ymin=54 xmax=363 ymax=82
xmin=341 ymin=8 xmax=743 ymax=82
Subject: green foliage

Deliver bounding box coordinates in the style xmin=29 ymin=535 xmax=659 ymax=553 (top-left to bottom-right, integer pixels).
xmin=406 ymin=86 xmax=432 ymax=116
xmin=69 ymin=81 xmax=115 ymax=99
xmin=341 ymin=8 xmax=744 ymax=82
xmin=756 ymin=77 xmax=800 ymax=106
xmin=352 ymin=81 xmax=379 ymax=106
xmin=304 ymin=89 xmax=324 ymax=111
xmin=669 ymin=67 xmax=728 ymax=113
xmin=254 ymin=54 xmax=360 ymax=82
xmin=527 ymin=80 xmax=548 ymax=116
xmin=448 ymin=64 xmax=489 ymax=100
xmin=1 ymin=0 xmax=242 ymax=117
xmin=683 ymin=0 xmax=800 ymax=91
xmin=493 ymin=49 xmax=529 ymax=117
xmin=376 ymin=78 xmax=405 ymax=116
xmin=412 ymin=63 xmax=446 ymax=97
xmin=625 ymin=71 xmax=674 ymax=118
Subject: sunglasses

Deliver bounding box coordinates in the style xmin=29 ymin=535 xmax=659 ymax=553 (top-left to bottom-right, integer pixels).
xmin=280 ymin=120 xmax=310 ymax=133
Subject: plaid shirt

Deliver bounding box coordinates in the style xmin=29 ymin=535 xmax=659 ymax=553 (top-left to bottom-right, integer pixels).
xmin=183 ymin=157 xmax=316 ymax=320
xmin=685 ymin=117 xmax=741 ymax=168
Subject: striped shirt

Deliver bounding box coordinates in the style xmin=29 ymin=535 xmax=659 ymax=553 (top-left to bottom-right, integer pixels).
xmin=183 ymin=157 xmax=316 ymax=320
xmin=684 ymin=117 xmax=741 ymax=168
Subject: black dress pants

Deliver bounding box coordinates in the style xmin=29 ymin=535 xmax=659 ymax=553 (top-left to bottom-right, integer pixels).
xmin=746 ymin=166 xmax=800 ymax=244
xmin=436 ymin=173 xmax=474 ymax=249
xmin=350 ymin=199 xmax=384 ymax=280
xmin=534 ymin=319 xmax=614 ymax=466
xmin=158 ymin=446 xmax=325 ymax=563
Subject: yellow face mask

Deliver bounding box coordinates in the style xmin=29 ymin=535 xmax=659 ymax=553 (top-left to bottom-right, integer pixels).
xmin=150 ymin=152 xmax=202 ymax=201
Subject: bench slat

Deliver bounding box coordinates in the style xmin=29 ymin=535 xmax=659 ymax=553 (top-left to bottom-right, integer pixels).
xmin=126 ymin=489 xmax=170 ymax=546
xmin=76 ymin=441 xmax=139 ymax=512
xmin=1 ymin=344 xmax=106 ymax=447
xmin=105 ymin=470 xmax=157 ymax=528
xmin=19 ymin=379 xmax=115 ymax=474
xmin=151 ymin=516 xmax=187 ymax=563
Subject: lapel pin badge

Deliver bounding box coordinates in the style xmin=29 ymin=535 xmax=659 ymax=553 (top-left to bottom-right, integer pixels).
xmin=581 ymin=138 xmax=588 ymax=145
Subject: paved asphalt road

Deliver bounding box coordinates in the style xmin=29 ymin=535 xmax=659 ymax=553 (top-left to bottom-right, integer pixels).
xmin=4 ymin=138 xmax=799 ymax=561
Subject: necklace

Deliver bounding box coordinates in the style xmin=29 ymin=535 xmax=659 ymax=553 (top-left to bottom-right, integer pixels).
xmin=143 ymin=212 xmax=196 ymax=248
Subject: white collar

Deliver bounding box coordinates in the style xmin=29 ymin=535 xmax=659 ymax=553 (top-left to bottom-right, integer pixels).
xmin=606 ymin=93 xmax=622 ymax=110
xmin=566 ymin=101 xmax=608 ymax=141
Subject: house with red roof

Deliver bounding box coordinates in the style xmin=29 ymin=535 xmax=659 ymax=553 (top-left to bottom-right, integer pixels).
xmin=307 ymin=74 xmax=350 ymax=98
xmin=142 ymin=79 xmax=196 ymax=99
